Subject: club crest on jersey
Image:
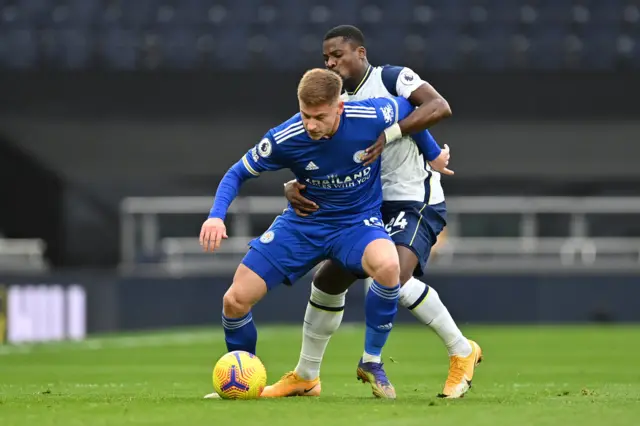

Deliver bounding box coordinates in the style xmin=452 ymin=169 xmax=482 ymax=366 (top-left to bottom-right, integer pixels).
xmin=400 ymin=69 xmax=416 ymax=85
xmin=258 ymin=138 xmax=272 ymax=158
xmin=380 ymin=104 xmax=394 ymax=124
xmin=260 ymin=230 xmax=275 ymax=244
xmin=353 ymin=150 xmax=366 ymax=164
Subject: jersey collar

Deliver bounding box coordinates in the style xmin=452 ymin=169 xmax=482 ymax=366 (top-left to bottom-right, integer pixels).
xmin=346 ymin=65 xmax=372 ymax=96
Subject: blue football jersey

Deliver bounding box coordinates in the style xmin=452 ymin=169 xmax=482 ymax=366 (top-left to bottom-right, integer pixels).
xmin=241 ymin=97 xmax=415 ymax=224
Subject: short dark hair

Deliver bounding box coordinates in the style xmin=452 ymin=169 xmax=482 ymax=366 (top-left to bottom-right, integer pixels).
xmin=323 ymin=25 xmax=365 ymax=47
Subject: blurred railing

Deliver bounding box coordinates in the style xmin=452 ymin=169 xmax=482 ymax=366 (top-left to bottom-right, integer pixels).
xmin=119 ymin=196 xmax=640 ymax=274
xmin=0 ymin=237 xmax=48 ymax=272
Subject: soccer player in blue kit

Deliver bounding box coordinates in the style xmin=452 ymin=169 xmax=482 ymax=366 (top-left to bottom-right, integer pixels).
xmin=200 ymin=68 xmax=439 ymax=399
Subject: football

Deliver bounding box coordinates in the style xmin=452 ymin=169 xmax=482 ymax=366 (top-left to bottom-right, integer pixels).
xmin=212 ymin=350 xmax=267 ymax=399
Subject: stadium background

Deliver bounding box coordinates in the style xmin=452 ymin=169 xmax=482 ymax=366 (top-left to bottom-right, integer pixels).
xmin=1 ymin=0 xmax=640 ymax=341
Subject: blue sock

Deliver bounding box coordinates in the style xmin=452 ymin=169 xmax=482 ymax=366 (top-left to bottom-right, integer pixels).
xmin=364 ymin=281 xmax=400 ymax=361
xmin=222 ymin=312 xmax=257 ymax=354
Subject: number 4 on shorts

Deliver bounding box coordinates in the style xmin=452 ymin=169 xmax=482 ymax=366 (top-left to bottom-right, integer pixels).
xmin=386 ymin=211 xmax=408 ymax=232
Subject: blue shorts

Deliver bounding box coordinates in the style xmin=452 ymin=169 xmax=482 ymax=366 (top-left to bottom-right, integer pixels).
xmin=241 ymin=211 xmax=391 ymax=290
xmin=381 ymin=201 xmax=447 ymax=277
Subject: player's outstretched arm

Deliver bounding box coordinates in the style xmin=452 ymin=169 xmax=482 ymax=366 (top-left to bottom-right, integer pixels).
xmin=200 ymin=160 xmax=254 ymax=252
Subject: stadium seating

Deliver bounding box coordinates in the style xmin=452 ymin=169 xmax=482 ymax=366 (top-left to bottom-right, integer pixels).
xmin=0 ymin=0 xmax=637 ymax=70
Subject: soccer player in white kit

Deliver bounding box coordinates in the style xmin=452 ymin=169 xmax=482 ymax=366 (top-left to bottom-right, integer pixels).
xmin=263 ymin=25 xmax=482 ymax=399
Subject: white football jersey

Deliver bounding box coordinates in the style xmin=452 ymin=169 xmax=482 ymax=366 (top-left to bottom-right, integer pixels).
xmin=340 ymin=65 xmax=445 ymax=204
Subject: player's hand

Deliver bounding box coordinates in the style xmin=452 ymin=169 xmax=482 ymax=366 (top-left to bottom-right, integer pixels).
xmin=362 ymin=133 xmax=386 ymax=166
xmin=199 ymin=218 xmax=228 ymax=252
xmin=284 ymin=180 xmax=318 ymax=217
xmin=429 ymin=144 xmax=454 ymax=176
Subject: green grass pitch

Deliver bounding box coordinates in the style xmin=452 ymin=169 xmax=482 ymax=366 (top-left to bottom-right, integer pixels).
xmin=1 ymin=324 xmax=639 ymax=426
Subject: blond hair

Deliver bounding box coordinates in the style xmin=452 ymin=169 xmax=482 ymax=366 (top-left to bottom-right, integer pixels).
xmin=297 ymin=68 xmax=343 ymax=107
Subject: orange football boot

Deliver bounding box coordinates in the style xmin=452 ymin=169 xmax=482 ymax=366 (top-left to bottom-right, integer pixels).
xmin=260 ymin=371 xmax=321 ymax=398
xmin=438 ymin=339 xmax=483 ymax=399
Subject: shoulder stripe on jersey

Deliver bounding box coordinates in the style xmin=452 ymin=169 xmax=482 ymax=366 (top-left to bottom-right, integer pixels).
xmin=345 ymin=111 xmax=377 ymax=117
xmin=242 ymin=156 xmax=260 ymax=176
xmin=276 ymin=128 xmax=305 ymax=144
xmin=344 ymin=105 xmax=376 ymax=111
xmin=389 ymin=98 xmax=399 ymax=124
xmin=273 ymin=120 xmax=303 ymax=138
xmin=274 ymin=123 xmax=303 ymax=143
xmin=345 ymin=113 xmax=378 ymax=119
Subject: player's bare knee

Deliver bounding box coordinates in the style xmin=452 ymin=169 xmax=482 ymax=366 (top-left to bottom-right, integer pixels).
xmin=222 ymin=288 xmax=250 ymax=318
xmin=362 ymin=239 xmax=400 ymax=286
xmin=371 ymin=258 xmax=400 ymax=288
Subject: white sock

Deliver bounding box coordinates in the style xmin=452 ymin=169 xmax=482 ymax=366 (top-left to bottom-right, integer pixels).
xmin=362 ymin=352 xmax=382 ymax=363
xmin=294 ymin=283 xmax=346 ymax=380
xmin=399 ymin=277 xmax=472 ymax=357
